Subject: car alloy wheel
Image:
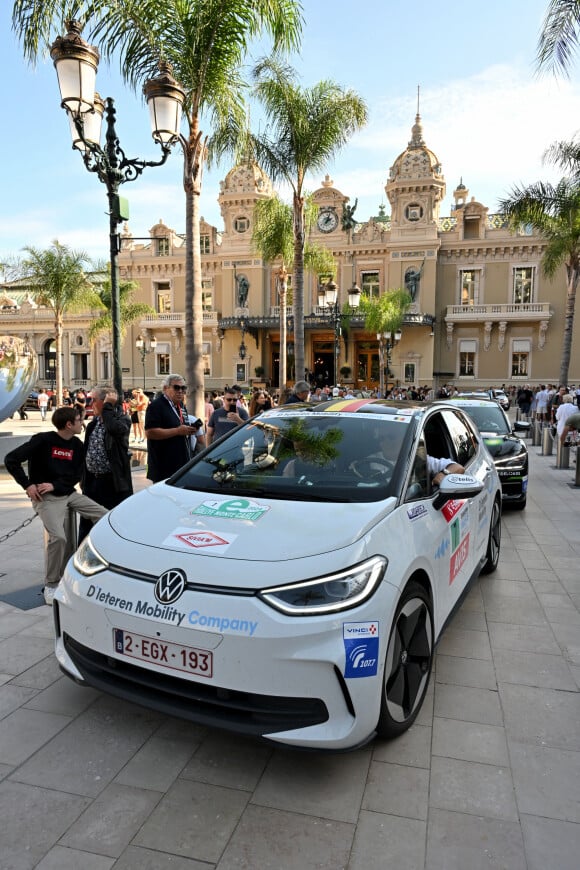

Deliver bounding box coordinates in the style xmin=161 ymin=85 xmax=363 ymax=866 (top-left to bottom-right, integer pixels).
xmin=482 ymin=498 xmax=502 ymax=574
xmin=377 ymin=581 xmax=433 ymax=739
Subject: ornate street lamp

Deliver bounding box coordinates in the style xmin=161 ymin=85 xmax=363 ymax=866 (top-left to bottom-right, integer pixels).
xmin=50 ymin=20 xmax=185 ymax=398
xmin=377 ymin=330 xmax=402 ymax=396
xmin=318 ymin=278 xmax=361 ymax=385
xmin=135 ymin=333 xmax=157 ymax=389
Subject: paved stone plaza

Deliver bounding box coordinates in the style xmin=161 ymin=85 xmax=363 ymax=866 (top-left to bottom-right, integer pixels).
xmin=0 ymin=414 xmax=579 ymax=869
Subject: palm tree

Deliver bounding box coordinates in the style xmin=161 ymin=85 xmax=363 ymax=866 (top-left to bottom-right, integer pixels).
xmin=88 ymin=273 xmax=155 ymax=344
xmin=12 ymin=0 xmax=304 ymax=418
xmin=252 ymin=194 xmax=336 ymax=392
xmin=536 ymin=0 xmax=580 ymax=76
xmin=360 ymin=289 xmax=412 ymax=394
xmin=18 ymin=240 xmax=103 ymax=403
xmin=498 ymin=176 xmax=580 ymax=386
xmin=249 ymin=58 xmax=368 ymax=385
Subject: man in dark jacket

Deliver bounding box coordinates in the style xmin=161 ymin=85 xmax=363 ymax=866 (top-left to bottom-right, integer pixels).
xmin=79 ymin=386 xmax=133 ymax=541
xmin=5 ymin=406 xmax=107 ymax=605
xmin=144 ymin=374 xmax=202 ymax=481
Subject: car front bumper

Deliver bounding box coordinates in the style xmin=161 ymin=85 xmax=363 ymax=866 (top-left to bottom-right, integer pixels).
xmin=54 ymin=562 xmax=398 ymax=750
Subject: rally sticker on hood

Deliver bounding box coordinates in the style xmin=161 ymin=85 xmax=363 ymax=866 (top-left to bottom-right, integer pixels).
xmin=191 ymin=498 xmax=270 ymax=521
xmin=162 ymin=528 xmax=237 ymax=552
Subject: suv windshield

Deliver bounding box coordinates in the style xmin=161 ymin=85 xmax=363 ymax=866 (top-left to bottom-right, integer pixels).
xmin=462 ymin=404 xmax=510 ymax=435
xmin=170 ymin=412 xmax=410 ymax=502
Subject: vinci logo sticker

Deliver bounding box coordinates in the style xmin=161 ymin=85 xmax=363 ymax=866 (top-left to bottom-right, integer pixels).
xmin=343 ymin=622 xmax=379 ymax=678
xmin=162 ymin=528 xmax=236 ymax=553
xmin=450 ymin=532 xmax=470 ymax=584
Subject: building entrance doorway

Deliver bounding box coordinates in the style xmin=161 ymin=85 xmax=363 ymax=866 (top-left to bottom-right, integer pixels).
xmin=357 ymin=345 xmax=380 ymax=391
xmin=312 ymin=340 xmax=334 ymax=386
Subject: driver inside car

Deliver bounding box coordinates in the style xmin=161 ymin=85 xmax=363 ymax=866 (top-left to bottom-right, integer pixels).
xmin=350 ymin=426 xmax=464 ymax=487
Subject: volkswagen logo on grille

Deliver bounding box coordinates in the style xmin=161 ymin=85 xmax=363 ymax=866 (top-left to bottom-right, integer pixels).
xmin=154 ymin=569 xmax=187 ymax=604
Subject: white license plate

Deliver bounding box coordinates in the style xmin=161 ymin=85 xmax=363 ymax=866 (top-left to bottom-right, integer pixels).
xmin=113 ymin=629 xmax=213 ymax=678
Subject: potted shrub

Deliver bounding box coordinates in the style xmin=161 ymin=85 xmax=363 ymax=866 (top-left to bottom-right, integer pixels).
xmin=254 ymin=366 xmax=265 ymax=379
xmin=339 ymin=365 xmax=352 ymax=380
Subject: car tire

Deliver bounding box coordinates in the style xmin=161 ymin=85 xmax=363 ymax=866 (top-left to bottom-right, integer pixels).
xmin=481 ymin=498 xmax=502 ymax=574
xmin=376 ymin=581 xmax=433 ymax=740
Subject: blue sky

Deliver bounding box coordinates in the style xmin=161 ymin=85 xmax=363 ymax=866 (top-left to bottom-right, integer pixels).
xmin=1 ymin=0 xmax=579 ymax=265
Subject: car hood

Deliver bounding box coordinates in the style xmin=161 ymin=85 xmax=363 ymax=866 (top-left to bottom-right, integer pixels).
xmin=106 ymin=483 xmax=396 ymax=562
xmin=481 ymin=434 xmax=524 ymax=457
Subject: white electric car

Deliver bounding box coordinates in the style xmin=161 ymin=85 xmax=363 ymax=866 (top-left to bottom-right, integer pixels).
xmin=54 ymin=398 xmax=502 ymax=750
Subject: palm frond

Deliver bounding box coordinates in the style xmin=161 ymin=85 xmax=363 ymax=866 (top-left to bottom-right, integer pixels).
xmin=536 ymin=0 xmax=580 ymax=76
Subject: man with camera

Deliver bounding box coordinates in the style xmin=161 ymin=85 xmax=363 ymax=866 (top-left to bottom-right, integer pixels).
xmin=144 ymin=374 xmax=204 ymax=482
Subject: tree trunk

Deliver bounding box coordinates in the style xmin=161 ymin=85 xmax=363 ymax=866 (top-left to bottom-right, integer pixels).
xmin=55 ymin=312 xmax=63 ymax=406
xmin=183 ymin=124 xmax=206 ymax=421
xmin=292 ymin=192 xmax=305 ymax=387
xmin=560 ymin=262 xmax=579 ymax=386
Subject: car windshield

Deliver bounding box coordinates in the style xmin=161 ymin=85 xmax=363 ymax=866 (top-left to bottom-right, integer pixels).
xmin=170 ymin=412 xmax=410 ymax=502
xmin=461 ymin=404 xmax=510 ymax=435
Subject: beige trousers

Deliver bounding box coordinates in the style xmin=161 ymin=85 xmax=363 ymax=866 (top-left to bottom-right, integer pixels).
xmin=33 ymin=492 xmax=108 ymax=586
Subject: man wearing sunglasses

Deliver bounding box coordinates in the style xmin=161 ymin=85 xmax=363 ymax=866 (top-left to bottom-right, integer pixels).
xmin=207 ymin=387 xmax=249 ymax=445
xmin=144 ymin=374 xmax=202 ymax=482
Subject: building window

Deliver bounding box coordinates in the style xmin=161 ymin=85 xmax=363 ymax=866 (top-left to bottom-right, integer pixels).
xmin=202 ymin=341 xmax=211 ymax=376
xmin=100 ymin=351 xmax=110 ymax=380
xmin=459 ymin=339 xmax=477 ymax=377
xmin=459 ymin=269 xmax=480 ymax=305
xmin=155 ymin=282 xmax=171 ymax=313
xmin=155 ymin=342 xmax=171 ymax=376
xmin=200 ymin=235 xmax=210 ymax=254
xmin=513 ymin=267 xmax=535 ymax=304
xmin=361 ymin=271 xmax=380 ymax=299
xmin=155 ymin=237 xmax=170 ymax=256
xmin=404 ymin=363 xmax=415 ymax=383
xmin=511 ymin=339 xmax=530 ymax=377
xmin=233 ymin=216 xmax=249 ymax=234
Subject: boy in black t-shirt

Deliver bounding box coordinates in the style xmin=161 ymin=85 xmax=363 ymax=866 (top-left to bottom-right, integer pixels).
xmin=5 ymin=406 xmax=107 ymax=605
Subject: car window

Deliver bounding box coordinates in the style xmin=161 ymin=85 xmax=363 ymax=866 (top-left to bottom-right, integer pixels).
xmin=460 ymin=404 xmax=510 ymax=435
xmin=404 ymin=435 xmax=429 ymax=502
xmin=442 ymin=410 xmax=477 ymax=465
xmin=170 ymin=413 xmax=410 ymax=502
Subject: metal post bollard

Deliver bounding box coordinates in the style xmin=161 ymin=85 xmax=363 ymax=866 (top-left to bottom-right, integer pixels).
xmin=532 ymin=421 xmax=542 ymax=446
xmin=557 ymin=439 xmax=570 ymax=469
xmin=542 ymin=425 xmax=553 ymax=456
xmin=575 ymin=448 xmax=580 ymax=487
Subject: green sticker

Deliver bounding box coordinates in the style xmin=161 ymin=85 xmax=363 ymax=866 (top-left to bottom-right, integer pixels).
xmin=191 ymin=498 xmax=269 ymax=521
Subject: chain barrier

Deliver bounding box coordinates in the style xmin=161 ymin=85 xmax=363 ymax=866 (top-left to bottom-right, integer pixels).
xmin=0 ymin=513 xmax=38 ymax=544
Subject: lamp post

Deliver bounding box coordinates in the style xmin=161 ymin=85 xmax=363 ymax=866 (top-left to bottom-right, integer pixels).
xmin=238 ymin=317 xmax=248 ymax=362
xmin=135 ymin=333 xmax=157 ymax=389
xmin=318 ymin=279 xmax=361 ymax=386
xmin=377 ymin=330 xmax=402 ymax=397
xmin=50 ymin=20 xmax=185 ymax=399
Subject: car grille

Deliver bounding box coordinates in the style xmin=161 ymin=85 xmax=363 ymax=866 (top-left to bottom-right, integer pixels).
xmin=500 ymin=478 xmax=524 ymax=497
xmin=63 ymin=633 xmax=329 ymax=736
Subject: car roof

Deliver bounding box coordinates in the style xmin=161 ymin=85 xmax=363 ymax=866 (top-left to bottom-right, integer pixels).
xmin=444 ymin=396 xmax=504 ymax=408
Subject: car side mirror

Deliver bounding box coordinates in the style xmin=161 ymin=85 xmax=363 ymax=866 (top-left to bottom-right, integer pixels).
xmin=433 ymin=474 xmax=485 ymax=511
xmin=513 ymin=421 xmax=531 ymax=433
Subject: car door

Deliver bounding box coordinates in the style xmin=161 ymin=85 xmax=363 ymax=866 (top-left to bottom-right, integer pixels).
xmin=402 ymin=409 xmax=487 ymax=632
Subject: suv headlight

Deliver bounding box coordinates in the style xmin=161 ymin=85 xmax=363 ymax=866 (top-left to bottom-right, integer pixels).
xmin=73 ymin=536 xmax=109 ymax=576
xmin=259 ymin=556 xmax=387 ymax=615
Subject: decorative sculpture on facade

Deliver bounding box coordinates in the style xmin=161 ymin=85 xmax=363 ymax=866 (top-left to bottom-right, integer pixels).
xmin=498 ymin=321 xmax=507 ymax=352
xmin=539 ymin=320 xmax=548 ymax=349
xmin=236 ymin=274 xmax=250 ymax=308
xmin=484 ymin=321 xmax=492 ymax=351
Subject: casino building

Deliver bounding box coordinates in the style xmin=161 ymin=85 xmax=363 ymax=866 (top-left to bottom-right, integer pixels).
xmin=2 ymin=112 xmax=574 ymax=394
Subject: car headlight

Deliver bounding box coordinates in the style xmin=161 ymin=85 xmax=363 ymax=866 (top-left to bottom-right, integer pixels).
xmin=259 ymin=556 xmax=387 ymax=615
xmin=495 ymin=453 xmax=527 ymax=470
xmin=73 ymin=536 xmax=109 ymax=576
